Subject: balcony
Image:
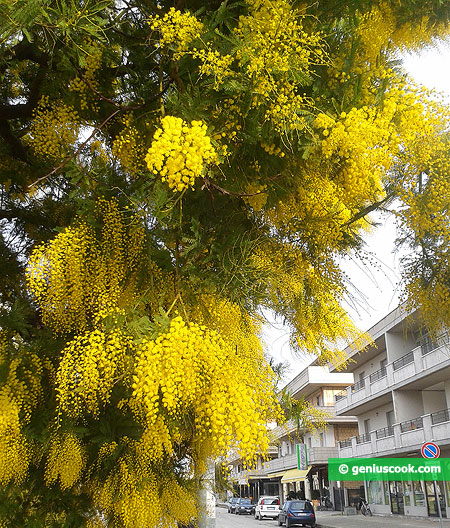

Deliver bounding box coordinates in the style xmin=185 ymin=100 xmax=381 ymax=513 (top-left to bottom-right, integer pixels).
xmin=307 ymin=446 xmax=338 ymax=464
xmin=337 ymin=408 xmax=450 ymax=459
xmin=263 ymin=447 xmax=339 ymax=474
xmin=268 ymin=408 xmax=350 ymax=442
xmin=375 ymin=426 xmax=394 ymax=439
xmin=263 ymin=452 xmax=298 ymax=473
xmin=335 ymin=340 xmax=450 ymax=415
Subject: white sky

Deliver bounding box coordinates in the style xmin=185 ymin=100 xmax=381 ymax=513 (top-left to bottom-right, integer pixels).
xmin=264 ymin=38 xmax=450 ymax=378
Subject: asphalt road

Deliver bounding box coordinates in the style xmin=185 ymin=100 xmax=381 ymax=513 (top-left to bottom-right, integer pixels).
xmin=216 ymin=507 xmax=279 ymax=528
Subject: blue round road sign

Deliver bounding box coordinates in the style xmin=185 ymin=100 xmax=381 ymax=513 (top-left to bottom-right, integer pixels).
xmin=421 ymin=442 xmax=440 ymax=459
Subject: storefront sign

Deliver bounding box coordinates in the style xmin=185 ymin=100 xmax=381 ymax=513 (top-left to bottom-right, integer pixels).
xmin=297 ymin=443 xmax=308 ymax=470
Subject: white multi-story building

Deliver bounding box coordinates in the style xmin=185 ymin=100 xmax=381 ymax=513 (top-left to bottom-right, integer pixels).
xmin=333 ymin=306 xmax=450 ymax=519
xmin=262 ymin=365 xmax=356 ymax=506
xmin=228 ymin=446 xmax=279 ymax=499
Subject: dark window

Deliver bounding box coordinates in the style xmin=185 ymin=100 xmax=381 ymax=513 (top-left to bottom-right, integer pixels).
xmin=289 ymin=501 xmax=312 ymax=511
xmin=262 ymin=499 xmax=279 ymax=505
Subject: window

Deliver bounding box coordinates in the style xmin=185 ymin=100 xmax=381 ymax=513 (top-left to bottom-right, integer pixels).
xmin=367 ymin=481 xmax=383 ymax=505
xmin=323 ymin=389 xmax=343 ymax=406
xmin=404 ymin=483 xmax=412 ymax=506
xmin=307 ymin=437 xmax=312 ymax=449
xmin=386 ymin=410 xmax=394 ymax=428
xmin=364 ymin=419 xmax=371 ymax=435
xmin=319 ymin=433 xmax=324 ymax=447
xmin=413 ymin=481 xmax=425 ymax=506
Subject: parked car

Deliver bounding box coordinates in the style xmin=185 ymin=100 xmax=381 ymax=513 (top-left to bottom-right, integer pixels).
xmin=234 ymin=497 xmax=255 ymax=515
xmin=227 ymin=497 xmax=239 ymax=513
xmin=254 ymin=496 xmax=281 ymax=519
xmin=278 ymin=499 xmax=316 ymax=527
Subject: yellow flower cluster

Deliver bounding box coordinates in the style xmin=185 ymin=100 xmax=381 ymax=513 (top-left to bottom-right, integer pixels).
xmin=145 ymin=115 xmax=218 ymax=192
xmin=132 ymin=314 xmax=277 ymax=463
xmin=356 ymin=2 xmax=448 ymax=58
xmin=235 ymin=0 xmax=325 ymax=131
xmin=193 ymin=47 xmax=234 ymax=89
xmin=356 ymin=3 xmax=394 ymax=64
xmin=135 ymin=417 xmax=173 ymax=463
xmin=261 ymin=142 xmax=285 ymax=157
xmin=211 ymin=98 xmax=244 ymax=145
xmin=26 ymin=199 xmax=144 ymax=333
xmin=45 ymin=433 xmax=85 ymax=490
xmin=243 ymin=182 xmax=267 ymax=211
xmin=112 ymin=114 xmax=146 ymax=175
xmin=56 ymin=329 xmax=131 ymax=417
xmin=315 ymin=106 xmax=393 ymax=208
xmin=149 ymin=7 xmax=203 ymax=59
xmin=94 ymin=458 xmax=197 ymax=528
xmin=0 ymin=390 xmax=29 ymax=485
xmin=28 ymin=97 xmax=80 ymax=160
xmin=69 ymin=39 xmax=103 ymax=110
xmin=96 ymin=460 xmax=162 ymax=528
xmin=3 ymin=353 xmax=44 ymax=425
xmin=265 ymin=83 xmax=310 ymax=132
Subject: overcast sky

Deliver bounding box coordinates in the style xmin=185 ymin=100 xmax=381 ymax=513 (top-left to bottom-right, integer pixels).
xmin=263 ymin=38 xmax=450 ymax=377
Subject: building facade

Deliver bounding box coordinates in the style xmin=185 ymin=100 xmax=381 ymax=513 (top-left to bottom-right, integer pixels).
xmin=228 ymin=445 xmax=279 ymax=500
xmin=333 ymin=306 xmax=450 ymax=518
xmin=262 ymin=365 xmax=357 ymax=506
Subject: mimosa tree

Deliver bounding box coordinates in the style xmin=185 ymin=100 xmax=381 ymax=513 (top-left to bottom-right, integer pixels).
xmin=1 ymin=0 xmax=450 ymax=526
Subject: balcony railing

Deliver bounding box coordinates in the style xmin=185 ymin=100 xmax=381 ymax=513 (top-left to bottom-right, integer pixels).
xmin=338 ymin=439 xmax=352 ymax=448
xmin=375 ymin=426 xmax=394 ymax=439
xmin=421 ymin=332 xmax=449 ymax=356
xmin=352 ymin=379 xmax=365 ymax=393
xmin=335 ymin=390 xmax=347 ymax=402
xmin=356 ymin=433 xmax=371 ymax=444
xmin=400 ymin=417 xmax=423 ymax=432
xmin=393 ymin=351 xmax=414 ymax=371
xmin=431 ymin=408 xmax=450 ymax=425
xmin=369 ymin=367 xmax=387 ymax=383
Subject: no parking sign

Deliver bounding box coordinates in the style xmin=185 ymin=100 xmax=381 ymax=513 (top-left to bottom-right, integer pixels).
xmin=421 ymin=442 xmax=440 ymax=459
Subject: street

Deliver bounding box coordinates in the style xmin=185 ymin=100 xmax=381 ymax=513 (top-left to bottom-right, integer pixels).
xmin=215 ymin=506 xmax=450 ymax=528
xmin=216 ymin=507 xmax=279 ymax=528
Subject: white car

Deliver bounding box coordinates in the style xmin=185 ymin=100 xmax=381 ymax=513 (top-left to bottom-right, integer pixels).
xmin=254 ymin=496 xmax=281 ymax=519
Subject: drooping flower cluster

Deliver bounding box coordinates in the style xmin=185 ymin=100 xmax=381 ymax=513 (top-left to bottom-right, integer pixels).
xmin=145 ymin=116 xmax=218 ymax=192
xmin=193 ymin=47 xmax=234 ymax=89
xmin=112 ymin=114 xmax=146 ymax=175
xmin=235 ymin=0 xmax=326 ymax=131
xmin=28 ymin=97 xmax=80 ymax=160
xmin=26 ymin=199 xmax=144 ymax=333
xmin=132 ymin=315 xmax=276 ymax=462
xmin=149 ymin=7 xmax=203 ymax=58
xmin=45 ymin=433 xmax=86 ymax=490
xmin=0 ymin=390 xmax=29 ymax=485
xmin=56 ymin=329 xmax=132 ymax=417
xmin=69 ymin=39 xmax=104 ymax=111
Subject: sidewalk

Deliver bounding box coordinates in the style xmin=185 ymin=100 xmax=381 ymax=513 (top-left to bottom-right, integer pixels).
xmin=316 ymin=510 xmax=450 ymax=527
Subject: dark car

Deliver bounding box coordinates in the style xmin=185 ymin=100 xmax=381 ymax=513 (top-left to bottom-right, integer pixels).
xmin=234 ymin=497 xmax=255 ymax=515
xmin=278 ymin=499 xmax=316 ymax=527
xmin=227 ymin=497 xmax=239 ymax=513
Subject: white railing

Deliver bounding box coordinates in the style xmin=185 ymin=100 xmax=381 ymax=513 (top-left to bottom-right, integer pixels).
xmin=335 ymin=342 xmax=450 ymax=413
xmin=338 ymin=409 xmax=450 ymax=458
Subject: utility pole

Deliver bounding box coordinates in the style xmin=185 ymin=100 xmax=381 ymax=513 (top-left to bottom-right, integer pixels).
xmin=197 ymin=459 xmax=216 ymax=528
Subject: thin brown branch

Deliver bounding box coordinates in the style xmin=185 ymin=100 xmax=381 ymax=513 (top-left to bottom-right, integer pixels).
xmin=202 ymin=175 xmax=269 ymax=198
xmin=343 ymin=194 xmax=393 ymax=228
xmin=28 ymin=108 xmax=122 ymax=189
xmin=28 ymin=82 xmax=173 ymax=189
